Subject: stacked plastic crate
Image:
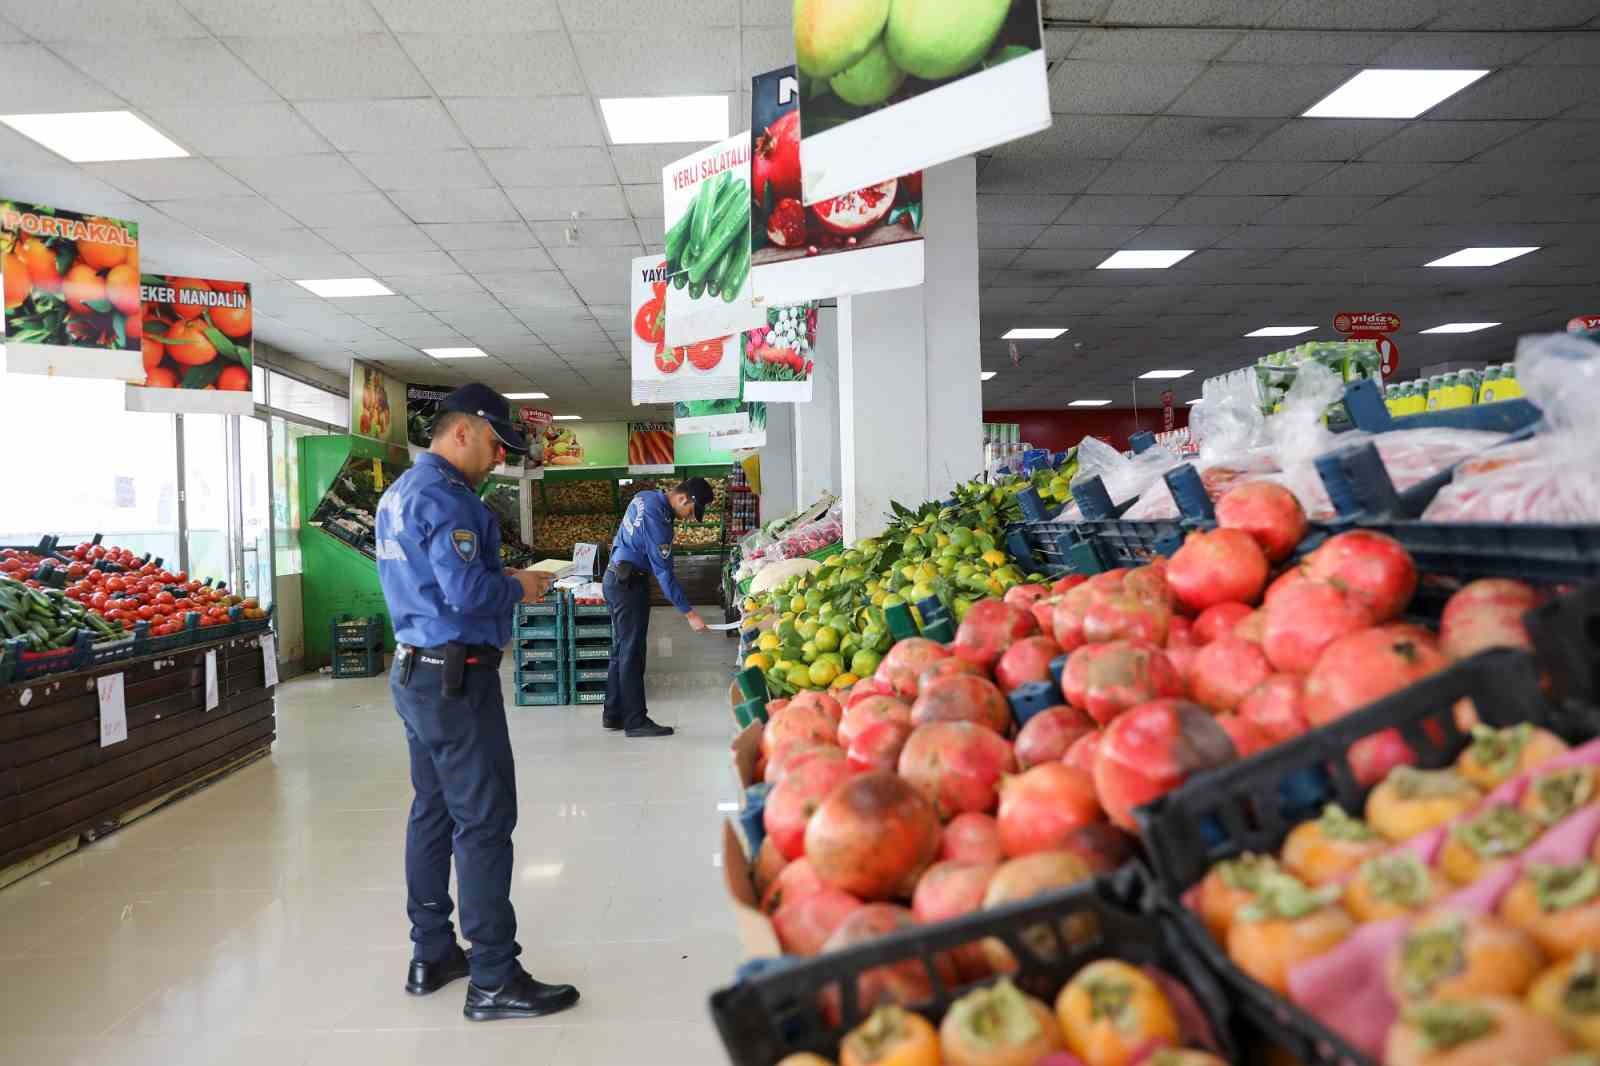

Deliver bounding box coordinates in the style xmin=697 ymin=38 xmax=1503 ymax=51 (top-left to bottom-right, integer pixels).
xmin=566 ymin=595 xmax=613 ymax=705
xmin=513 ymin=595 xmax=567 ymax=706
xmin=330 ymin=613 xmax=385 ymax=678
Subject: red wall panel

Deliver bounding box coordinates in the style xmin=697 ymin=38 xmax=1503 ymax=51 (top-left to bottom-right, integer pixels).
xmin=984 ymin=407 xmax=1190 ymax=454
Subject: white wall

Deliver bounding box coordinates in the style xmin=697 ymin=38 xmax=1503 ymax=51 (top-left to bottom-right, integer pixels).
xmin=922 ymin=157 xmax=983 ymax=500
xmin=760 ymin=402 xmax=798 ymax=523
xmin=796 ymin=305 xmax=841 ymax=509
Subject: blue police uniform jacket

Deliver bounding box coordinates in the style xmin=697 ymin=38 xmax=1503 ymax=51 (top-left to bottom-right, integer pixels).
xmin=610 ymin=490 xmax=691 ymax=613
xmin=375 ymin=452 xmax=519 ymax=648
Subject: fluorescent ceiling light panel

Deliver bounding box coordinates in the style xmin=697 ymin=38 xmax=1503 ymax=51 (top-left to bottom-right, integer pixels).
xmin=503 ymin=391 xmax=549 ymax=399
xmin=552 ymin=415 xmax=583 ymax=421
xmin=599 ymin=96 xmax=729 ymax=144
xmin=0 ymin=110 xmax=187 ymax=163
xmin=980 ymin=371 xmax=997 ymax=381
xmin=1245 ymin=325 xmax=1317 ymax=338
xmin=424 ymin=347 xmax=488 ymax=359
xmin=1001 ymin=327 xmax=1068 ymax=340
xmin=1097 ymin=249 xmax=1193 ymax=270
xmin=295 ymin=277 xmax=393 ymax=298
xmin=1068 ymin=399 xmax=1112 ymax=407
xmin=1302 ymin=69 xmax=1490 ymax=119
xmin=1186 ymin=398 xmax=1202 ymax=405
xmin=1419 ymin=322 xmax=1500 ymax=334
xmin=1139 ymin=369 xmax=1192 ymax=379
xmin=1425 ymin=246 xmax=1538 ymax=267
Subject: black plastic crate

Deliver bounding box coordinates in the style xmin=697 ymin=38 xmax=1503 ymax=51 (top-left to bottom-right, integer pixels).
xmin=571 ymin=679 xmax=606 ymax=704
xmin=332 ymin=647 xmax=385 ymax=679
xmin=1137 ymin=648 xmax=1591 ymax=1066
xmin=515 ymin=677 xmax=567 ymax=706
xmin=331 ymin=612 xmax=384 ymax=650
xmin=709 ymin=869 xmax=1236 ymax=1066
xmin=1526 ymin=580 xmax=1600 ymax=708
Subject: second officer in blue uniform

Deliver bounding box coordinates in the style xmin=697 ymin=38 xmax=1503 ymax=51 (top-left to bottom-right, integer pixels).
xmin=375 ymin=383 xmax=579 ymax=1021
xmin=603 ymin=478 xmax=714 ymax=737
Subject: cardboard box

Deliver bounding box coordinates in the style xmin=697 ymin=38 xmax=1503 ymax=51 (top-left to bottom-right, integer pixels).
xmin=722 ymin=818 xmax=780 ymax=958
xmin=731 ymin=718 xmax=762 ymax=797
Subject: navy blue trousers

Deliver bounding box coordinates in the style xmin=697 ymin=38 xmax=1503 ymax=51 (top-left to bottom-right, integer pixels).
xmin=391 ymin=657 xmax=522 ymax=986
xmin=602 ymin=567 xmax=652 ymax=729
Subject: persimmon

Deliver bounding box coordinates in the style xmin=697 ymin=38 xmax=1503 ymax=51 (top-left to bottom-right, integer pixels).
xmin=1282 ymin=805 xmax=1386 ymax=886
xmin=1194 ymin=852 xmax=1279 ymax=943
xmin=940 ymin=979 xmax=1061 ymax=1066
xmin=1226 ymin=872 xmax=1353 ymax=995
xmin=1387 ymin=999 xmax=1572 ymax=1066
xmin=1366 ymin=767 xmax=1482 ymax=843
xmin=63 ymin=261 xmax=105 ymax=314
xmin=1456 ymin=724 xmax=1569 ymax=791
xmin=1528 ymin=953 xmax=1600 ymax=1050
xmin=1522 ymin=767 xmax=1599 ymax=827
xmin=1501 ymin=863 xmax=1600 ymax=960
xmin=106 ymin=262 xmax=141 ymax=315
xmin=1344 ymin=851 xmax=1439 ymax=923
xmin=1055 ymin=958 xmax=1179 ymax=1066
xmin=1388 ymin=910 xmax=1543 ymax=1004
xmin=1438 ymin=805 xmax=1543 ymax=886
xmin=840 ymin=1006 xmax=939 ymax=1066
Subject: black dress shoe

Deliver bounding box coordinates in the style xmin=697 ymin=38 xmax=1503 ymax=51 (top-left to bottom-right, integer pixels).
xmin=625 ymin=718 xmax=674 ymax=738
xmin=602 ymin=716 xmax=623 ymax=730
xmin=463 ymin=972 xmax=580 ymax=1021
xmin=405 ymin=945 xmax=470 ymax=995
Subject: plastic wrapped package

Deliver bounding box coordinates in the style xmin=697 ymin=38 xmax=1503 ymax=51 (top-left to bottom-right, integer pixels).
xmin=1424 ymin=332 xmax=1599 ymax=523
xmin=774 ymin=504 xmax=842 ymax=559
xmin=1054 ymin=435 xmax=1182 ymax=520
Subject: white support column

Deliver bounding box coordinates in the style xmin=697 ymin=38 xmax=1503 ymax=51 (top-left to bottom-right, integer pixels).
xmin=759 ymin=402 xmax=797 ymax=523
xmin=795 ymin=305 xmax=841 ymax=510
xmin=836 ymin=157 xmax=981 ymax=542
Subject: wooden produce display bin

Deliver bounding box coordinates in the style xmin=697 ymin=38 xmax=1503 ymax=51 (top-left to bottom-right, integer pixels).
xmin=0 ymin=632 xmax=277 ymax=887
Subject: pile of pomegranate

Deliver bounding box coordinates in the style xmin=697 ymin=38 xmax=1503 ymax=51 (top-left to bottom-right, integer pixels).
xmin=748 ymin=477 xmax=1547 ymax=1006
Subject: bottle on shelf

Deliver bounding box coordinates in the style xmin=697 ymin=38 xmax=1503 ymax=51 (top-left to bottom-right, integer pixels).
xmin=1479 ymin=364 xmax=1501 ymax=404
xmin=1498 ymin=361 xmax=1523 ymax=399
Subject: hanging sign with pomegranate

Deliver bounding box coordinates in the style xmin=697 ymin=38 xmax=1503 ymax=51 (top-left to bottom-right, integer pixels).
xmin=124 ymin=273 xmax=255 ymax=415
xmin=792 ymin=0 xmax=1050 ymax=205
xmin=2 ymin=198 xmax=143 ymax=380
xmin=661 ymin=134 xmax=766 ymax=349
xmin=749 ymin=65 xmax=924 ymax=306
xmin=630 ymin=254 xmax=740 ymax=405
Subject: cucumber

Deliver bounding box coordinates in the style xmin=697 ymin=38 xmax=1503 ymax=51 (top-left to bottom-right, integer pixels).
xmin=689 ymin=277 xmax=706 ymax=300
xmin=720 ymin=238 xmax=750 ymax=303
xmin=673 ymin=272 xmax=688 ymax=290
xmin=687 ymin=177 xmax=719 ymax=262
xmin=687 ymin=188 xmax=749 ymax=285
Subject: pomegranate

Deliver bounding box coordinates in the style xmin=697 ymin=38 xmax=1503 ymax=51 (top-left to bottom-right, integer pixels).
xmin=751 ymin=835 xmax=789 ymax=900
xmin=1052 ymin=821 xmax=1137 ymax=874
xmin=910 ymin=674 xmax=1012 ymax=734
xmin=1167 ymin=528 xmax=1270 ymax=612
xmin=898 ymin=721 xmax=1017 ymax=820
xmin=1233 ymin=609 xmax=1266 ymax=644
xmin=1053 ymin=574 xmax=1088 ymax=594
xmin=1164 ymin=638 xmax=1199 ymax=686
xmin=1238 ymin=674 xmax=1308 ymax=745
xmin=1169 ymin=616 xmax=1194 ymax=646
xmin=819 ymin=903 xmax=956 ymax=1023
xmin=1003 ymin=584 xmax=1051 ymax=612
xmin=1123 ymin=563 xmax=1171 ymax=606
xmin=752 ymin=110 xmax=800 ymax=206
xmin=811 ymin=178 xmax=897 ymax=238
xmin=897 ymin=171 xmax=923 ymax=202
xmin=1189 ymin=635 xmax=1273 ymax=713
xmin=1013 ymin=706 xmax=1095 ymax=769
xmin=1304 ymin=624 xmax=1448 ymax=786
xmin=773 ymin=886 xmax=862 ymax=956
xmin=952 ymin=598 xmax=1036 ymax=670
xmin=1082 ymin=593 xmax=1171 ymax=646
xmin=764 ymin=752 xmax=857 ymax=859
xmin=912 ymin=860 xmax=998 ymax=980
xmin=1094 ymin=699 xmax=1239 ymax=831
xmin=765 ymin=197 xmax=807 ymax=247
xmin=1192 ymin=602 xmax=1254 ymax=645
xmin=883 ymin=636 xmax=949 ymax=674
xmin=981 ymin=852 xmax=1098 ymax=973
xmin=839 ymin=695 xmax=912 ymax=748
xmin=764 ymin=742 xmax=844 ymax=786
xmin=1439 ymin=578 xmax=1540 ymax=660
xmin=994 ymin=635 xmax=1062 ymax=693
xmin=996 ymin=764 xmax=1103 ymax=858
xmin=846 ymin=678 xmax=881 ymax=708
xmin=1051 ymin=598 xmax=1088 ymax=652
xmin=873 ymin=661 xmax=920 ymax=702
xmin=1062 ymin=730 xmax=1100 ymax=776
xmin=1300 ymin=530 xmax=1417 ymax=622
xmin=805 ymin=771 xmax=942 ymax=900
xmin=1261 ymin=578 xmax=1372 ymax=674
xmin=918 ymin=656 xmax=984 ymax=693
xmin=1215 ymin=481 xmax=1307 ymax=562
xmin=845 ymin=716 xmax=914 ymax=774
xmin=1028 ymin=595 xmax=1061 ymax=636
xmin=760 ymin=857 xmax=825 ymax=914
xmin=1215 ymin=713 xmax=1268 ymax=759
xmin=762 ymin=702 xmax=838 ymax=763
xmin=1060 ymin=640 xmax=1185 ymax=726
xmin=940 ymin=812 xmax=1004 ymax=864
xmin=788 ymin=689 xmax=843 ymax=728
xmin=1348 ymin=728 xmax=1418 ymax=787
xmin=1088 ymin=568 xmax=1131 ymax=592
xmin=1265 ymin=567 xmax=1309 ymax=606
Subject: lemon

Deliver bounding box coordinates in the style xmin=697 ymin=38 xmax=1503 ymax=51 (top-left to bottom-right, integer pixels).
xmin=757 ymin=632 xmax=780 ymax=652
xmin=910 ymin=581 xmax=935 ymax=600
xmin=952 ymin=597 xmax=974 ymax=622
xmin=790 ymin=595 xmax=806 ymax=613
xmin=882 ymin=594 xmax=905 ymax=609
xmin=831 ymin=671 xmax=859 ymax=691
xmin=797 ymin=618 xmax=820 ymax=642
xmin=949 ymin=527 xmax=974 ymax=549
xmin=850 ymin=648 xmax=882 ymax=677
xmin=788 ymin=664 xmax=816 ymax=689
xmin=814 ymin=625 xmax=840 ymax=653
xmin=981 ymin=549 xmax=1007 ymax=567
xmin=744 ymin=652 xmax=772 ymax=671
xmin=801 ymin=640 xmax=818 ymax=662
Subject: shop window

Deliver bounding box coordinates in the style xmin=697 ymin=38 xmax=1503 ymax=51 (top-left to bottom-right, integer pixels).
xmin=271 ymin=416 xmax=320 ymax=576
xmin=268 ymin=371 xmax=344 ymax=427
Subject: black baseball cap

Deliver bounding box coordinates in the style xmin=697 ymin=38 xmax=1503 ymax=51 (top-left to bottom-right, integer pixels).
xmin=676 ymin=477 xmax=714 ymax=521
xmin=439 ymin=383 xmax=527 ymax=453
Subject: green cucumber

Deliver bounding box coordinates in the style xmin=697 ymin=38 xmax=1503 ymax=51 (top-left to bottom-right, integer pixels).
xmin=687 ymin=177 xmax=719 ymax=262
xmin=673 ymin=272 xmax=688 ymax=290
xmin=712 ymin=230 xmax=743 ymax=294
xmin=689 ymin=277 xmax=706 ymax=300
xmin=688 ymin=190 xmax=749 ymax=285
xmin=721 ymin=239 xmax=750 ymax=303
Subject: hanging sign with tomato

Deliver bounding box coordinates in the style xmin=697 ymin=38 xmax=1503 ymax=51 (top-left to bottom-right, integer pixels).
xmin=750 ymin=66 xmax=924 ymax=307
xmin=661 ymin=135 xmax=766 ymax=350
xmin=2 ymin=198 xmax=144 ymax=381
xmin=742 ymin=302 xmax=819 ymax=403
xmin=630 ymin=253 xmax=740 ymax=404
xmin=124 ymin=273 xmax=255 ymax=415
xmin=792 ymin=1 xmax=1050 ymax=206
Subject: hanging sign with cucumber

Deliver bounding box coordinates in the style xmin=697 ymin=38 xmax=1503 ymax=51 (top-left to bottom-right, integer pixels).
xmin=661 ymin=132 xmax=766 ymax=349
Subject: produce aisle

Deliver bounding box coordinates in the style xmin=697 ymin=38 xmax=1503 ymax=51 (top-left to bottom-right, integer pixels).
xmin=1 ymin=608 xmax=739 ymax=1066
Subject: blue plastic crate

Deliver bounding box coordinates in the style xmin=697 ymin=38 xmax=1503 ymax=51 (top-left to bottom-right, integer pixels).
xmin=515 ymin=678 xmax=567 ymax=706
xmin=514 ymin=662 xmax=564 ymax=684
xmin=571 ymin=665 xmax=609 ymax=683
xmin=332 ymin=646 xmax=385 ymax=678
xmin=571 ymin=679 xmax=606 ymax=704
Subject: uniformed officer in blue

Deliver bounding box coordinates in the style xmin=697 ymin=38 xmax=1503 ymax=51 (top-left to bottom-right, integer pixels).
xmin=602 ymin=477 xmax=714 ymax=737
xmin=375 ymin=383 xmax=579 ymax=1021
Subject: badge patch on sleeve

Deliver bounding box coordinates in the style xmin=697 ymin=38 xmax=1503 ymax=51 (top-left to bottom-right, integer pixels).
xmin=657 ymin=543 xmax=671 ymax=560
xmin=451 ymin=529 xmax=478 ymax=562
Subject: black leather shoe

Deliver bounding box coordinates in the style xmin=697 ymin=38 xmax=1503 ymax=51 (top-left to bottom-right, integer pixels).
xmin=625 ymin=718 xmax=674 ymax=738
xmin=405 ymin=945 xmax=469 ymax=995
xmin=602 ymin=715 xmax=623 ymax=730
xmin=463 ymin=972 xmax=580 ymax=1021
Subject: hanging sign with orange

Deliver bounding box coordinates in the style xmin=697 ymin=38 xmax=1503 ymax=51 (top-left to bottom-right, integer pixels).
xmin=2 ymin=198 xmax=144 ymax=380
xmin=125 ymin=272 xmax=255 ymax=414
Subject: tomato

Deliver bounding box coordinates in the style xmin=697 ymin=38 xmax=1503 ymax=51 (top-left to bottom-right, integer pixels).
xmin=66 ymin=562 xmax=86 ymax=578
xmin=174 ymin=571 xmax=187 ymax=583
xmin=155 ymin=591 xmax=174 ymax=605
xmin=686 ymin=338 xmax=724 ymax=370
xmin=633 ymin=296 xmax=665 ymax=345
xmin=654 ymin=345 xmax=683 ymax=374
xmin=105 ymin=576 xmax=125 ymax=592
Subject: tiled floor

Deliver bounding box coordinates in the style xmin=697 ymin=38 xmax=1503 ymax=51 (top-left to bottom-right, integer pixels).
xmin=0 ymin=612 xmax=744 ymax=1065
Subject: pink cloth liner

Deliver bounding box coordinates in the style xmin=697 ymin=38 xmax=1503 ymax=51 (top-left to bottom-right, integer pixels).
xmin=1234 ymin=737 xmax=1600 ymax=1058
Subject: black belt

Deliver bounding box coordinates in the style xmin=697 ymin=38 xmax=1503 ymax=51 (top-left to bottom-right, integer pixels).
xmin=607 ymin=560 xmax=644 ymax=583
xmin=396 ymin=642 xmax=502 ymax=696
xmin=398 ymin=643 xmax=502 ymax=667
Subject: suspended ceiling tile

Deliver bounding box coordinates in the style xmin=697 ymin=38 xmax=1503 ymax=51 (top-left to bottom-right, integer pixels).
xmin=399 ymin=33 xmax=586 ymax=96
xmin=228 ymin=34 xmax=432 ymax=99
xmin=1056 ymin=195 xmax=1179 ymax=225
xmin=448 ymin=247 xmax=557 ymax=274
xmin=56 ymin=38 xmax=278 ymax=105
xmin=1105 ymin=0 xmax=1281 ymax=26
xmin=186 ymin=0 xmax=385 ymax=35
xmin=1256 ymin=195 xmax=1383 ymax=225
xmin=315 ymin=224 xmax=441 ymax=255
xmin=572 ymin=27 xmax=739 ymax=95
xmin=444 ymin=97 xmax=606 ymax=148
xmin=1085 ymin=160 xmax=1224 ymax=195
xmin=480 ymin=147 xmax=616 ymax=187
xmin=623 ymin=184 xmax=664 ymax=218
xmin=347 ymin=151 xmax=494 ymax=191
xmin=421 ymin=222 xmax=540 ymax=251
xmin=274 ymin=191 xmax=412 ymax=228
xmin=531 ymin=218 xmax=640 ymax=246
xmin=741 ymin=27 xmax=794 ymax=81
xmin=1427 ymin=0 xmax=1600 ymax=30
xmin=369 ymin=0 xmax=563 ymax=33
xmin=1472 ymin=121 xmax=1600 ymax=163
xmin=1429 ymin=66 xmax=1600 ymax=120
xmin=351 ymin=250 xmax=462 ymax=277
xmin=84 ymin=158 xmax=254 ymax=200
xmin=217 ymin=154 xmax=374 ymax=196
xmin=254 ymin=251 xmax=369 ymax=277
xmin=1047 ymin=60 xmax=1206 ymax=114
xmin=1001 ymin=115 xmax=1152 ymax=159
xmin=507 ymin=185 xmax=630 ymax=223
xmin=978 ymin=195 xmax=1072 ymax=225
xmin=1241 ymin=118 xmax=1406 ymax=162
xmin=0 ymin=44 xmax=126 ymax=110
xmin=968 ymin=157 xmax=1109 ymax=195
xmin=147 ymin=103 xmax=331 ymax=157
xmin=1222 ymin=30 xmax=1399 ymax=64
xmin=609 ymin=144 xmax=695 ymax=184
xmin=390 ymin=187 xmax=520 ymax=224
xmin=1360 ymin=121 xmax=1532 ymax=162
xmin=1031 ymin=224 xmax=1145 ymax=248
xmin=1264 ymin=0 xmax=1441 ymax=29
xmin=1167 ymin=63 xmax=1356 ymax=118
xmin=1297 ymin=161 xmax=1451 ymax=197
xmin=296 ymin=98 xmax=465 ymax=153
xmin=1121 ymin=117 xmax=1281 ymax=160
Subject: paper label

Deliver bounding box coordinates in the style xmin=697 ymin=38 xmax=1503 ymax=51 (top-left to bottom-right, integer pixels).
xmin=572 ymin=543 xmax=598 ymax=579
xmin=205 ymin=649 xmax=219 ymax=711
xmin=261 ymin=633 xmax=279 ymax=688
xmin=98 ymin=673 xmax=128 ymax=747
